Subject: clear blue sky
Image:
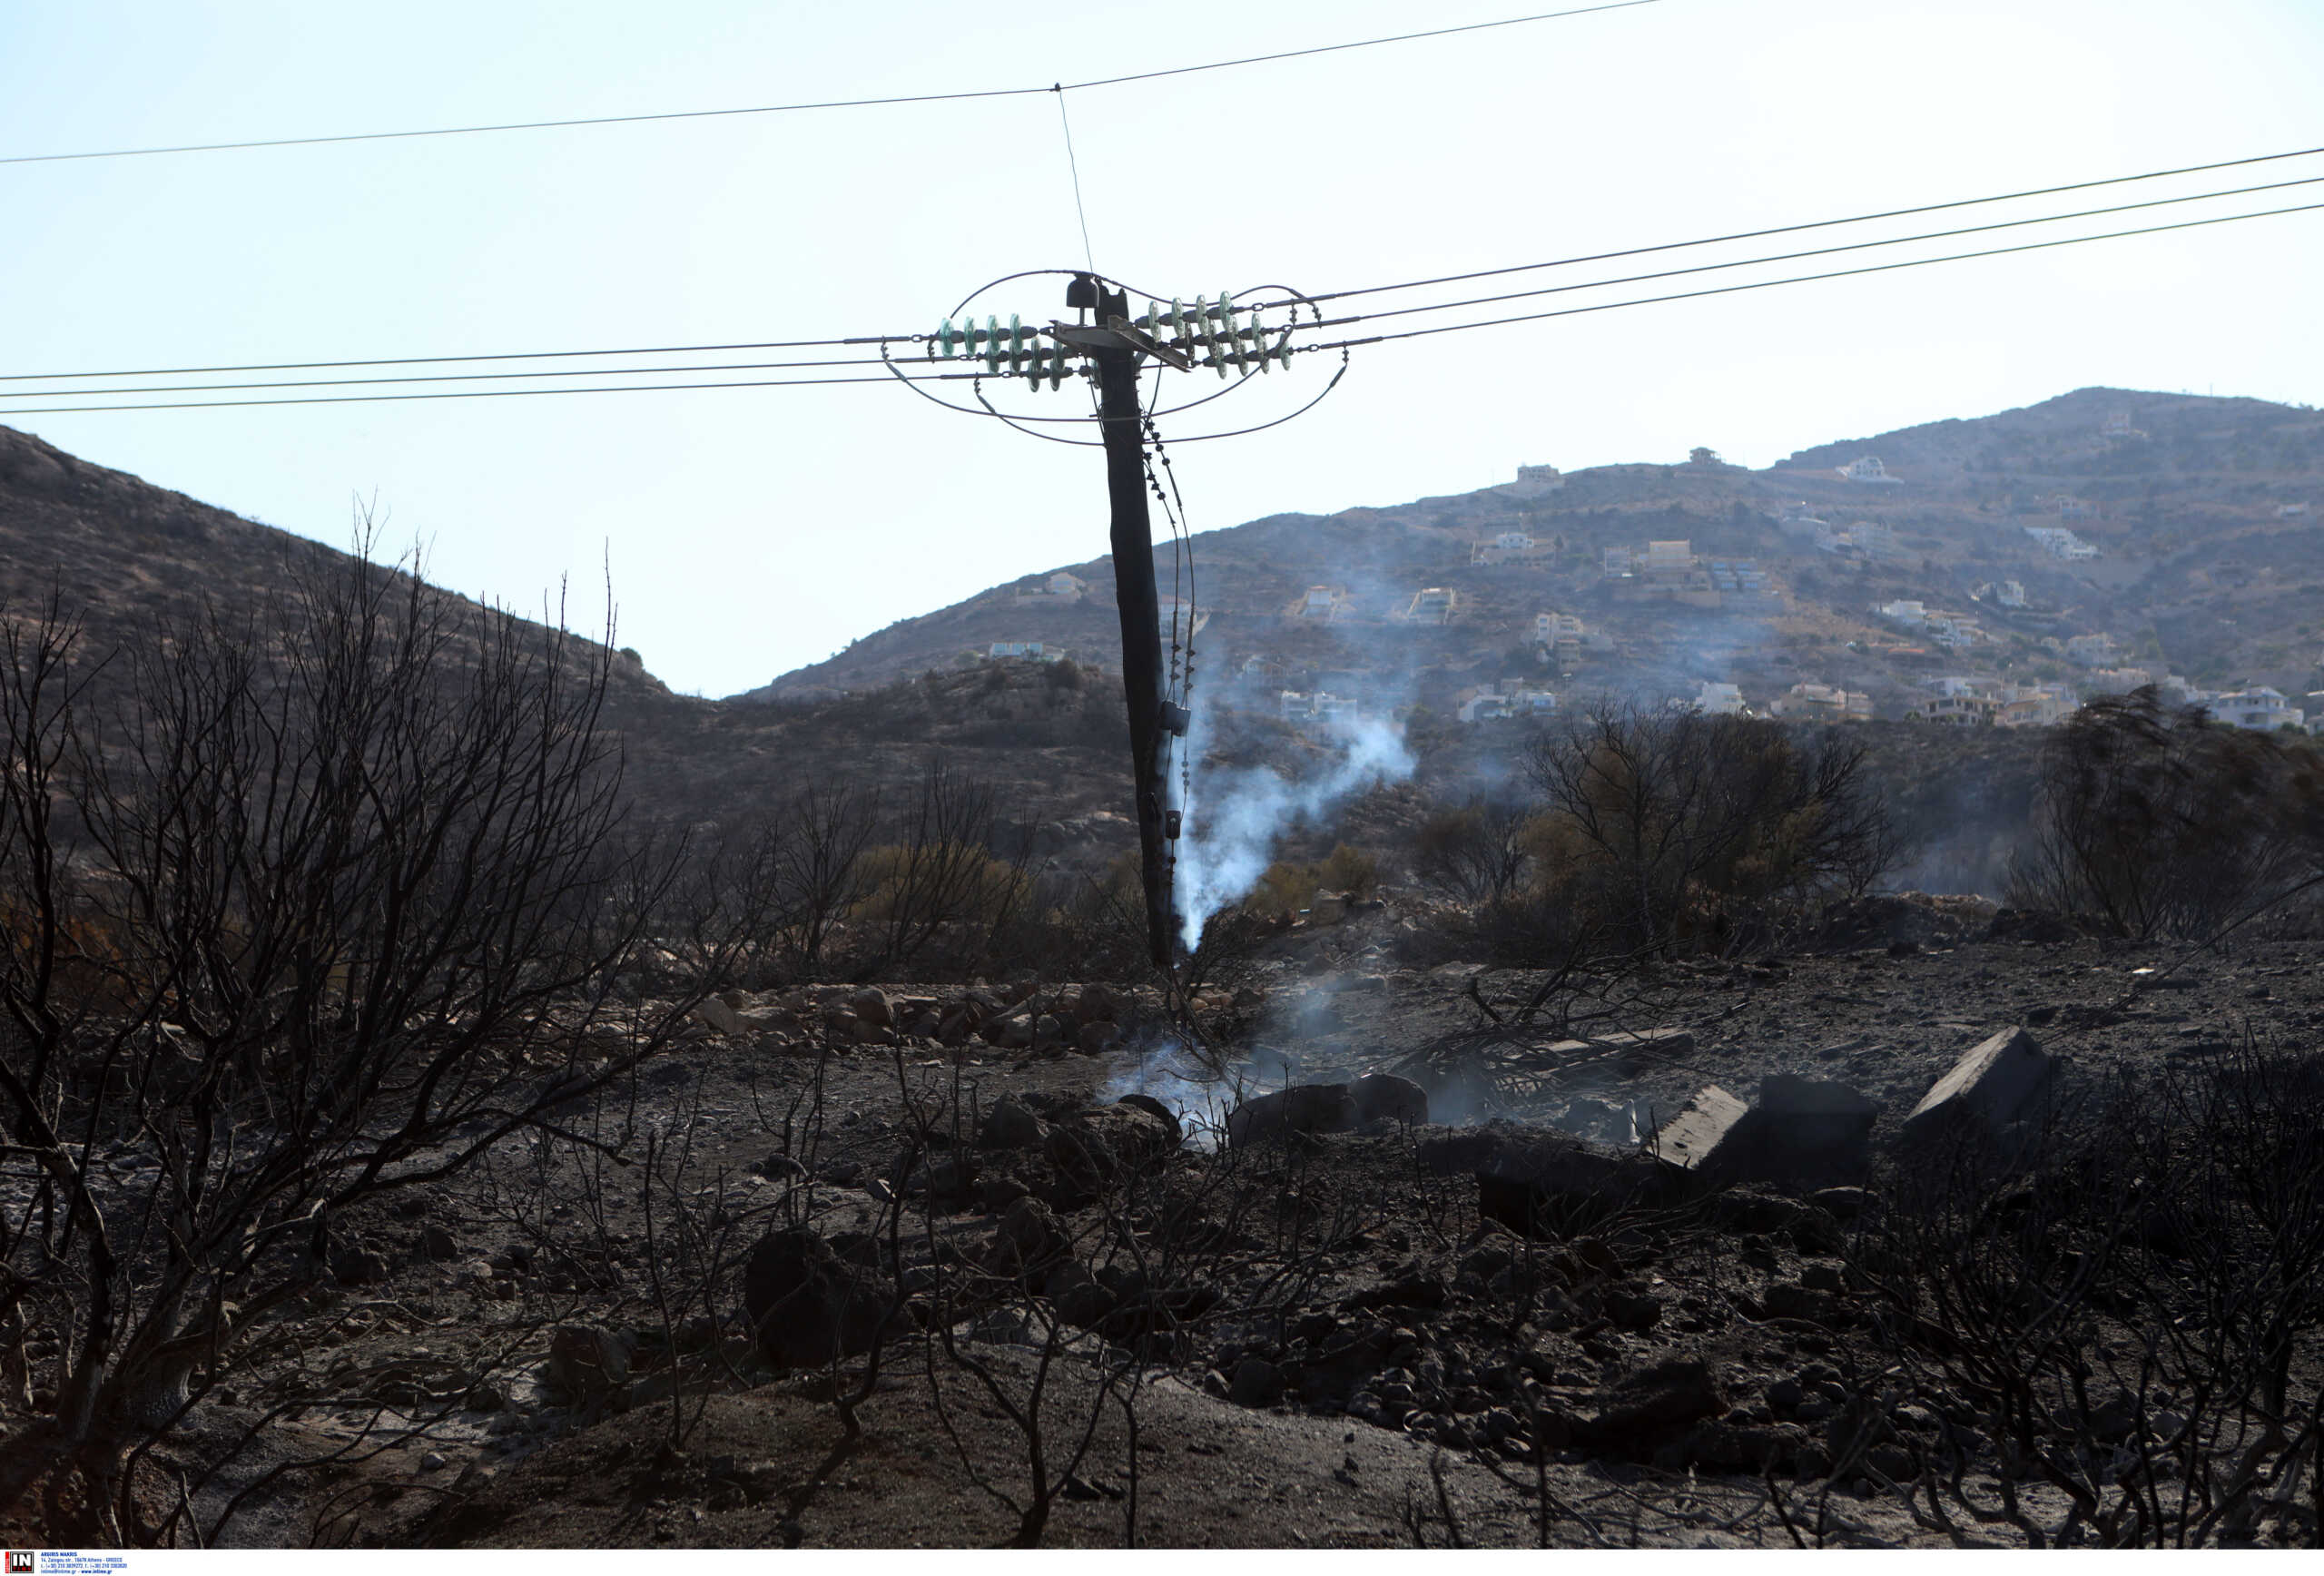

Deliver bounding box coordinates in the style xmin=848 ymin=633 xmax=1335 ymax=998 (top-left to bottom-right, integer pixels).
xmin=4 ymin=0 xmax=2319 ymax=696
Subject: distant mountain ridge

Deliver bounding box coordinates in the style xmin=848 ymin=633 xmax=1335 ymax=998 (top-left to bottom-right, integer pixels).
xmin=736 ymin=387 xmax=2324 ymax=713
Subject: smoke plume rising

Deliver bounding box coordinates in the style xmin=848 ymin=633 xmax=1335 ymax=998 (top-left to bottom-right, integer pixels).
xmin=1172 ymin=689 xmax=1416 ymax=951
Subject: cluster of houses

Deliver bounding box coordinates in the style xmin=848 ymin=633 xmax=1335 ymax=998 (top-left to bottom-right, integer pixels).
xmin=2024 ymin=525 xmax=2101 ymax=560
xmin=1602 ymin=539 xmax=1723 ymax=606
xmin=1836 ymin=456 xmax=1903 ymax=486
xmin=986 ymin=641 xmax=1070 ymax=664
xmin=1689 ymin=680 xmax=1872 ymax=721
xmin=1912 ymin=671 xmax=2308 ymax=732
xmin=1876 ymin=598 xmax=1987 ymax=650
xmin=1778 ymin=505 xmax=1906 ymax=563
xmin=1470 ymin=529 xmax=1556 ymax=566
xmin=1402 ymin=586 xmax=1461 ymax=625
xmin=1277 ymin=689 xmax=1365 ymax=725
xmin=1912 ymin=676 xmax=2077 ymax=728
xmin=1010 ymin=571 xmax=1088 ymax=605
xmin=1455 ymin=678 xmax=1560 ymax=724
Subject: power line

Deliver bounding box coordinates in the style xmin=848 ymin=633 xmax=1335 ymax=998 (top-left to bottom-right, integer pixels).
xmin=1253 ymin=143 xmax=2324 ymax=310
xmin=0 ymin=2 xmax=1660 ymax=167
xmin=11 ymin=192 xmax=2316 ymax=418
xmin=0 ymin=336 xmax=907 ymax=384
xmin=1303 ymin=199 xmax=2324 ymax=351
xmin=0 ymin=354 xmax=906 ymax=401
xmin=15 ymin=146 xmax=2314 ymax=390
xmin=0 ymin=369 xmax=980 ymax=417
xmin=1312 ymin=172 xmax=2324 ymax=330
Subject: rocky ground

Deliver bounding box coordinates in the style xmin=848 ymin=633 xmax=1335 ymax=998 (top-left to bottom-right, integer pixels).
xmin=18 ymin=897 xmax=2321 ymax=1550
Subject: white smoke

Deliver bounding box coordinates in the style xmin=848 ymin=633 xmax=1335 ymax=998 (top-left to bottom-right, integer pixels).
xmin=1172 ymin=692 xmax=1417 ymax=951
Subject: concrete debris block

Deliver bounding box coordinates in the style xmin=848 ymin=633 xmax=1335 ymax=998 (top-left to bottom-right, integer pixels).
xmin=1352 ymin=1072 xmax=1429 ymax=1126
xmin=1645 ymin=1086 xmax=1748 ymax=1172
xmin=1756 ymin=1074 xmax=1876 ymax=1119
xmin=1710 ymin=1074 xmax=1879 ymax=1183
xmin=1592 ymin=1028 xmax=1697 ymax=1058
xmin=1905 ymin=1026 xmax=2054 ymax=1138
xmin=1225 ymin=1083 xmax=1359 ymax=1148
xmin=692 ymin=996 xmax=747 ymax=1036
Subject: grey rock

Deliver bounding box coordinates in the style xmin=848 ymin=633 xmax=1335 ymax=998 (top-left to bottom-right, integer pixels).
xmin=1229 ymin=1356 xmax=1285 ymax=1408
xmin=979 ymin=1094 xmax=1047 ymax=1149
xmin=1352 ymin=1072 xmax=1429 ymax=1126
xmin=546 ymin=1324 xmax=636 ymax=1398
xmin=1226 ymin=1083 xmax=1359 ymax=1148
xmin=740 ymin=1228 xmax=900 ymax=1370
xmin=330 ymin=1247 xmax=390 ymax=1286
xmin=692 ymin=997 xmax=747 ymax=1036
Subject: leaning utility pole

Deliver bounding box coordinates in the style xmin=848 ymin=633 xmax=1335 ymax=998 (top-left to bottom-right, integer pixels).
xmin=918 ymin=270 xmax=1315 ymax=972
xmin=1084 ymin=280 xmax=1177 ymax=968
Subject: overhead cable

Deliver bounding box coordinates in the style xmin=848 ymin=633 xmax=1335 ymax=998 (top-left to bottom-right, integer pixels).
xmin=1311 ymin=172 xmax=2324 ymax=330
xmin=1254 ymin=143 xmax=2324 ymax=310
xmin=0 ymin=3 xmax=1659 ymax=166
xmin=1302 ymin=200 xmax=2324 ymax=350
xmin=0 ymin=369 xmax=980 ymax=417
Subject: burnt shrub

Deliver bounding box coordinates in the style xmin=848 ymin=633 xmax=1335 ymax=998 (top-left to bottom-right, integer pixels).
xmin=2006 ymin=687 xmax=2324 ymax=941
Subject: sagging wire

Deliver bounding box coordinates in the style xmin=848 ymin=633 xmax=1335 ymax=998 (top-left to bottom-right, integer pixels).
xmin=1140 ymin=416 xmax=1206 ymax=1025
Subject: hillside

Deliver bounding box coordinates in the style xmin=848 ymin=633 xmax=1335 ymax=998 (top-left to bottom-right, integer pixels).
xmin=740 ymin=387 xmax=2324 ymax=723
xmin=5 ymin=386 xmax=2317 ymax=901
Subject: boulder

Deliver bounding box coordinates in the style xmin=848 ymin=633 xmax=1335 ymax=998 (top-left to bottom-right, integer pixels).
xmin=1045 ymin=1261 xmax=1118 ymax=1329
xmin=1228 ymin=1356 xmax=1286 ymax=1407
xmin=546 ymin=1325 xmax=637 ymax=1399
xmin=418 ymin=1225 xmax=459 ymax=1262
xmin=1423 ymin=1126 xmax=1660 ymax=1238
xmin=330 ymin=1246 xmax=390 ymax=1286
xmin=1075 ymin=1021 xmax=1118 ymax=1055
xmin=979 ymin=1094 xmax=1047 ymax=1150
xmin=1111 ymin=1093 xmax=1183 ymax=1150
xmin=1574 ymin=1358 xmax=1724 ymax=1454
xmin=693 ymin=997 xmax=747 ymax=1036
xmin=1352 ymin=1072 xmax=1429 ymax=1126
xmin=740 ymin=1228 xmax=900 ymax=1370
xmin=848 ymin=987 xmax=893 ymax=1029
xmin=983 ymin=1197 xmax=1070 ymax=1278
xmin=1226 ymin=1083 xmax=1359 ymax=1148
xmin=1905 ymin=1026 xmax=2054 ymax=1139
xmin=1076 ymin=982 xmax=1119 ymax=1024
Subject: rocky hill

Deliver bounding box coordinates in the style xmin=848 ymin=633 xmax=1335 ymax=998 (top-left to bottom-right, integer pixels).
xmin=5 ymin=386 xmax=2318 ymax=899
xmin=740 ymin=387 xmax=2324 ymax=722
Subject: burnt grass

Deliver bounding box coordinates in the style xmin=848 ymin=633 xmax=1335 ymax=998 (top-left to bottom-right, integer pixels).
xmin=49 ymin=905 xmax=2324 ymax=1550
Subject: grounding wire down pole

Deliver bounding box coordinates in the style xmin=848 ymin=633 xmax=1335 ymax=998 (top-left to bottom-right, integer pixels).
xmin=1088 ymin=280 xmax=1176 ymax=968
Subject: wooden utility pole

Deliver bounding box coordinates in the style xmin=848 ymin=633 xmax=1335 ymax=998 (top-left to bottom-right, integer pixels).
xmin=1086 ymin=280 xmax=1176 ymax=967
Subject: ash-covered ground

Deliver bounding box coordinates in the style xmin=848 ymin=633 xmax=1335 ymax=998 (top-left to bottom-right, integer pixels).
xmin=82 ymin=899 xmax=2324 ymax=1551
